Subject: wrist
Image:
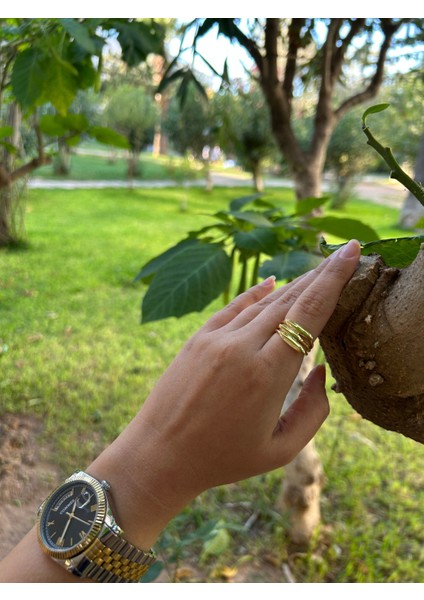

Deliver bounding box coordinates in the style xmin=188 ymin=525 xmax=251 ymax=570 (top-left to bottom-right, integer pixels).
xmin=87 ymin=412 xmax=199 ymax=551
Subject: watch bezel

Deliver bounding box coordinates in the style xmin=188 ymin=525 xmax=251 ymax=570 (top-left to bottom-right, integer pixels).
xmin=37 ymin=471 xmax=107 ymax=561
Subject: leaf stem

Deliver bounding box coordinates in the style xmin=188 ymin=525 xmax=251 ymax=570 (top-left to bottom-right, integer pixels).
xmin=362 ymin=124 xmax=424 ymax=207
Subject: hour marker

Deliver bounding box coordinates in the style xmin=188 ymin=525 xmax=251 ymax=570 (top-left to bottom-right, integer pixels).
xmin=90 ymin=504 xmax=97 ymax=512
xmin=79 ymin=531 xmax=85 ymax=539
xmin=48 ymin=520 xmax=55 ymax=527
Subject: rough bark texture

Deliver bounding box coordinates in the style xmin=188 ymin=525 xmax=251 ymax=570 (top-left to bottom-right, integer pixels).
xmin=320 ymin=245 xmax=424 ymax=443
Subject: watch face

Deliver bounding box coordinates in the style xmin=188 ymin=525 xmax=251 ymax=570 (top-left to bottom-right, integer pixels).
xmin=38 ymin=474 xmax=107 ymax=560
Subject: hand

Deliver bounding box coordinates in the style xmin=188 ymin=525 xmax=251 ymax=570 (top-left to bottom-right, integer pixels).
xmin=89 ymin=239 xmax=361 ymax=552
xmin=0 ymin=240 xmax=361 ymax=582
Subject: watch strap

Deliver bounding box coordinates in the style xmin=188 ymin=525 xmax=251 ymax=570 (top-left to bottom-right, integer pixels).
xmin=74 ymin=528 xmax=156 ymax=583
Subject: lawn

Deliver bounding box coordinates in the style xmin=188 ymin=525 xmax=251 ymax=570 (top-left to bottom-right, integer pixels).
xmin=1 ymin=185 xmax=424 ymax=583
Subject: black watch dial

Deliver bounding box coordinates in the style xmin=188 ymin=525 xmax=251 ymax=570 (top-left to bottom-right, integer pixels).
xmin=38 ymin=478 xmax=106 ymax=557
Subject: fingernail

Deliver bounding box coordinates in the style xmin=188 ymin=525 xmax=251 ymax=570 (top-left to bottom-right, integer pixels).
xmin=330 ymin=239 xmax=361 ymax=260
xmin=260 ymin=275 xmax=276 ymax=288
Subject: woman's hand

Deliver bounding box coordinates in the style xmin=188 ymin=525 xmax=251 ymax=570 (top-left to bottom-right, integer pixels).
xmin=89 ymin=239 xmax=361 ymax=551
xmin=0 ymin=240 xmax=361 ymax=583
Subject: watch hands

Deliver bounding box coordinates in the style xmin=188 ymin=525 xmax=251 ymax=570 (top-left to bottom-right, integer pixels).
xmin=57 ymin=499 xmax=77 ymax=545
xmin=65 ymin=512 xmax=92 ymax=527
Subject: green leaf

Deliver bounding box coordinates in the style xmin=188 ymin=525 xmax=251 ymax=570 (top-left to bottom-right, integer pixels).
xmin=259 ymin=250 xmax=323 ymax=281
xmin=295 ymin=196 xmax=330 ymax=216
xmin=141 ymin=243 xmax=232 ymax=323
xmin=44 ymin=56 xmax=78 ymax=114
xmin=320 ymin=235 xmax=424 ymax=268
xmin=139 ymin=561 xmax=164 ymax=583
xmin=59 ymin=18 xmax=98 ymax=55
xmin=39 ymin=115 xmax=68 ymax=137
xmin=113 ymin=20 xmax=164 ymax=67
xmin=233 ymin=227 xmax=278 ymax=254
xmin=362 ymin=103 xmax=390 ymax=126
xmin=229 ymin=194 xmax=261 ymax=211
xmin=230 ymin=210 xmax=273 ymax=228
xmin=134 ymin=238 xmax=199 ymax=283
xmin=10 ymin=47 xmax=47 ymax=108
xmin=89 ymin=126 xmax=129 ymax=149
xmin=308 ymin=216 xmax=379 ymax=242
xmin=39 ymin=113 xmax=89 ymax=137
xmin=200 ymin=527 xmax=231 ymax=562
xmin=0 ymin=126 xmax=13 ymax=139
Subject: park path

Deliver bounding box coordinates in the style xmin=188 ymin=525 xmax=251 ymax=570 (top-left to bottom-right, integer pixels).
xmin=28 ymin=172 xmax=407 ymax=209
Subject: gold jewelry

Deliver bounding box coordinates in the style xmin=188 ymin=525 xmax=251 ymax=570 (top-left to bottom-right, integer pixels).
xmin=276 ymin=319 xmax=314 ymax=355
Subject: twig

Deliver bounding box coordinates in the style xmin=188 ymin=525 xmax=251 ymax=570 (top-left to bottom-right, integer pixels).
xmin=362 ymin=123 xmax=424 ymax=207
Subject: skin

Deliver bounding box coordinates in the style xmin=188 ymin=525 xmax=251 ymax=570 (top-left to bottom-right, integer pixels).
xmin=0 ymin=239 xmax=361 ymax=583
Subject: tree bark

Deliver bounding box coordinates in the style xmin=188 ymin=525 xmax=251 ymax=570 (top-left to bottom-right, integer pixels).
xmin=398 ymin=133 xmax=424 ymax=228
xmin=320 ymin=246 xmax=424 ymax=443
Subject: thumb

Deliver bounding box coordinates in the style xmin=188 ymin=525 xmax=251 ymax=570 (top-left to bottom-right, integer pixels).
xmin=270 ymin=364 xmax=330 ymax=466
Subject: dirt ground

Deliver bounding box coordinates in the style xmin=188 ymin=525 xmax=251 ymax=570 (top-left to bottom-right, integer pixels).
xmin=0 ymin=412 xmax=291 ymax=583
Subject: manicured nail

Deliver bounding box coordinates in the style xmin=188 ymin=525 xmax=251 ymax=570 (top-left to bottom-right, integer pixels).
xmin=330 ymin=239 xmax=361 ymax=260
xmin=260 ymin=275 xmax=276 ymax=288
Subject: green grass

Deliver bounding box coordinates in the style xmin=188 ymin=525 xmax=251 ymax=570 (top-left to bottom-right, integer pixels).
xmin=1 ymin=185 xmax=424 ymax=582
xmin=33 ymin=150 xmax=205 ymax=182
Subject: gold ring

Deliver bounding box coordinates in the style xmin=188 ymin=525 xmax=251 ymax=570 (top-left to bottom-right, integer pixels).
xmin=276 ymin=319 xmax=314 ymax=355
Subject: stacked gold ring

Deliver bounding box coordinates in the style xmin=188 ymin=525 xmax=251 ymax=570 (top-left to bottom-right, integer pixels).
xmin=276 ymin=319 xmax=314 ymax=355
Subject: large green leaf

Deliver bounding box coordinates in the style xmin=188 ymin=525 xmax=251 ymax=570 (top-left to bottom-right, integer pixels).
xmin=59 ymin=18 xmax=98 ymax=55
xmin=233 ymin=227 xmax=278 ymax=254
xmin=259 ymin=250 xmax=323 ymax=281
xmin=10 ymin=47 xmax=47 ymax=108
xmin=134 ymin=238 xmax=199 ymax=283
xmin=230 ymin=210 xmax=273 ymax=228
xmin=320 ymin=235 xmax=424 ymax=268
xmin=44 ymin=56 xmax=78 ymax=114
xmin=308 ymin=216 xmax=379 ymax=242
xmin=112 ymin=20 xmax=164 ymax=67
xmin=229 ymin=194 xmax=262 ymax=211
xmin=295 ymin=196 xmax=330 ymax=216
xmin=141 ymin=243 xmax=232 ymax=323
xmin=89 ymin=126 xmax=129 ymax=149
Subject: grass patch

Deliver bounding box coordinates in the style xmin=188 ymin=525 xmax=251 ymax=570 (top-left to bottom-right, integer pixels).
xmin=33 ymin=150 xmax=205 ymax=182
xmin=1 ymin=185 xmax=424 ymax=582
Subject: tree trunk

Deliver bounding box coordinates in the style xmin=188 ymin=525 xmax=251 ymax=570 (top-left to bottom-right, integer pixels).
xmin=276 ymin=347 xmax=325 ymax=548
xmin=398 ymin=133 xmax=424 ymax=228
xmin=251 ymin=161 xmax=264 ymax=193
xmin=320 ymin=246 xmax=424 ymax=442
xmin=0 ymin=103 xmax=24 ymax=246
xmin=53 ymin=139 xmax=71 ymax=176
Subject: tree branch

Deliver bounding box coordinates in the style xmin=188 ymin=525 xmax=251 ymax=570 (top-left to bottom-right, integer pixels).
xmin=264 ymin=18 xmax=280 ymax=84
xmin=283 ymin=19 xmax=306 ymax=111
xmin=335 ymin=19 xmax=403 ymax=119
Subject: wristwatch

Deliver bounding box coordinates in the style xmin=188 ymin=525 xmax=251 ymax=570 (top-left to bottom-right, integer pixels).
xmin=37 ymin=470 xmax=156 ymax=582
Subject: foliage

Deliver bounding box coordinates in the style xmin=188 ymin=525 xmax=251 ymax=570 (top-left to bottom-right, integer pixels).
xmin=214 ymin=85 xmax=278 ymax=190
xmin=0 ymin=18 xmax=166 ymax=243
xmin=103 ymin=85 xmax=157 ymax=177
xmin=137 ymin=194 xmax=379 ymax=323
xmin=321 ymin=105 xmax=424 ymax=263
xmin=163 ymin=86 xmax=218 ymax=161
xmin=161 ymin=18 xmax=424 ymax=200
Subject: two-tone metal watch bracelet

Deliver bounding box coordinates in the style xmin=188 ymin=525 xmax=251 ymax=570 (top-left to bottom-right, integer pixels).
xmin=74 ymin=528 xmax=156 ymax=583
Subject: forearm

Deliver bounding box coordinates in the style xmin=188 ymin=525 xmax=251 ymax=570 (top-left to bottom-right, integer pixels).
xmin=0 ymin=411 xmax=192 ymax=583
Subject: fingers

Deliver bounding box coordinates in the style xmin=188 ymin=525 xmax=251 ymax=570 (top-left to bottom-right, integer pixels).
xmin=201 ymin=275 xmax=276 ymax=332
xmin=261 ymin=240 xmax=361 ymax=361
xmin=268 ymin=364 xmax=329 ymax=467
